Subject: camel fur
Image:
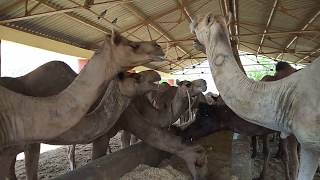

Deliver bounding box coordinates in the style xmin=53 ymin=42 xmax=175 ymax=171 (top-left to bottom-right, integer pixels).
xmin=191 ymin=12 xmax=320 ymax=180
xmin=1 ymin=32 xmax=164 ymax=179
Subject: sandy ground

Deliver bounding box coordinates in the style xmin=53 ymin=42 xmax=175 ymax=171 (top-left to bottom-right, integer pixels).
xmin=14 ymin=133 xmax=320 ymax=180
xmin=15 ymin=133 xmax=122 ymax=180
xmin=252 ymin=138 xmax=320 ymax=180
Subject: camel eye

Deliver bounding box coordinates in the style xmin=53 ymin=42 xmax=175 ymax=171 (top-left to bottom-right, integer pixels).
xmin=185 ymin=83 xmax=191 ymax=88
xmin=154 ymin=43 xmax=161 ymax=48
xmin=129 ymin=43 xmax=140 ymax=49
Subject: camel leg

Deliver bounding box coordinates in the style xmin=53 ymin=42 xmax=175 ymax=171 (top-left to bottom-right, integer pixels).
xmin=7 ymin=156 xmax=17 ymax=180
xmin=258 ymin=135 xmax=270 ymax=180
xmin=281 ymin=138 xmax=291 ymax=180
xmin=123 ymin=115 xmax=207 ymax=180
xmin=67 ymin=145 xmax=76 ymax=170
xmin=0 ymin=148 xmax=20 ymax=180
xmin=24 ymin=143 xmax=40 ymax=180
xmin=251 ymin=136 xmax=258 ymax=158
xmin=287 ymin=135 xmax=299 ymax=180
xmin=275 ymin=134 xmax=283 ymax=159
xmin=121 ymin=130 xmax=131 ymax=148
xmin=297 ymin=146 xmax=319 ymax=180
xmin=92 ymin=134 xmax=110 ymax=160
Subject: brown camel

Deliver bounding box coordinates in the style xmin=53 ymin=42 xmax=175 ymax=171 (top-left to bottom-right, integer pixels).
xmin=180 ymin=101 xmax=299 ymax=180
xmin=6 ymin=68 xmax=161 ymax=180
xmin=90 ymin=79 xmax=208 ymax=180
xmin=0 ymin=31 xmax=164 ymax=179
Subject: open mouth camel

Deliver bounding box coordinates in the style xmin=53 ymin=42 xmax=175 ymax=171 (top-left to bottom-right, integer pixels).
xmin=94 ymin=79 xmax=208 ymax=180
xmin=58 ymin=79 xmax=206 ymax=180
xmin=0 ymin=31 xmax=164 ymax=179
xmin=190 ymin=12 xmax=320 ymax=180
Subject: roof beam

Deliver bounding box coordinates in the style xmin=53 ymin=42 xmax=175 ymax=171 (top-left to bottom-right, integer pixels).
xmin=67 ymin=0 xmax=120 ymax=31
xmin=296 ymin=47 xmax=320 ymax=63
xmin=0 ymin=8 xmax=76 ymax=24
xmin=0 ymin=0 xmax=126 ymax=25
xmin=175 ymin=0 xmax=192 ymax=23
xmin=32 ymin=0 xmax=112 ymax=34
xmin=121 ymin=0 xmax=193 ymax=33
xmin=256 ymin=0 xmax=278 ymax=55
xmin=121 ymin=3 xmax=190 ymax=68
xmin=275 ymin=10 xmax=320 ymax=59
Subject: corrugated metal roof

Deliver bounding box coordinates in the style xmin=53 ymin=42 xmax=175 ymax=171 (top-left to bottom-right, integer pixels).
xmin=0 ymin=0 xmax=319 ymax=73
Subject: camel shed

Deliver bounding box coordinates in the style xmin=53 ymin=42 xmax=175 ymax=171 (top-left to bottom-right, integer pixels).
xmin=0 ymin=0 xmax=320 ymax=180
xmin=0 ymin=0 xmax=319 ymax=73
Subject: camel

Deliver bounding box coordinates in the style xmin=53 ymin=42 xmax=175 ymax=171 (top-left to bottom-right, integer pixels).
xmin=87 ymin=79 xmax=208 ymax=180
xmin=180 ymin=101 xmax=299 ymax=180
xmin=190 ymin=12 xmax=320 ymax=180
xmin=7 ymin=68 xmax=161 ymax=180
xmin=0 ymin=30 xmax=164 ymax=178
xmin=118 ymin=79 xmax=208 ymax=148
xmin=194 ymin=30 xmax=300 ymax=180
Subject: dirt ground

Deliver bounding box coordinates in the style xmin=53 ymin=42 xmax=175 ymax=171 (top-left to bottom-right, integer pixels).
xmin=15 ymin=133 xmax=122 ymax=180
xmin=14 ymin=132 xmax=320 ymax=180
xmin=251 ymin=137 xmax=320 ymax=180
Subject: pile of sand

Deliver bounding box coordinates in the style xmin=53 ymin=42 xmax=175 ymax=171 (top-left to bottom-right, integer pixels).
xmin=120 ymin=164 xmax=191 ymax=180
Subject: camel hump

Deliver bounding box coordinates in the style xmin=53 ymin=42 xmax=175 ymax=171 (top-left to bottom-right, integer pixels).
xmin=19 ymin=61 xmax=78 ymax=96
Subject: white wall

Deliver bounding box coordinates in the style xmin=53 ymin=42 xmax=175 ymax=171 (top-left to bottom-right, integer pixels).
xmin=1 ymin=40 xmax=81 ymax=160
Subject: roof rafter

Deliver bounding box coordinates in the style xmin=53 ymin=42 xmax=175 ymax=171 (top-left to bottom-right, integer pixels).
xmin=121 ymin=2 xmax=192 ymax=68
xmin=175 ymin=0 xmax=192 ymax=23
xmin=256 ymin=0 xmax=278 ymax=55
xmin=121 ymin=0 xmax=193 ymax=33
xmin=0 ymin=0 xmax=126 ymax=25
xmin=296 ymin=47 xmax=320 ymax=63
xmin=275 ymin=10 xmax=320 ymax=60
xmin=32 ymin=0 xmax=112 ymax=34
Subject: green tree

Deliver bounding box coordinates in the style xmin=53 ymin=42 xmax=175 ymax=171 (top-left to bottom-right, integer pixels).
xmin=245 ymin=56 xmax=275 ymax=81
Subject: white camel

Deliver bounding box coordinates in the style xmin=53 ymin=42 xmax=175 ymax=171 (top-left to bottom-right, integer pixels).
xmin=190 ymin=13 xmax=320 ymax=180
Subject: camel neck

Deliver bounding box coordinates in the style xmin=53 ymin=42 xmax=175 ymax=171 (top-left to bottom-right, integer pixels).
xmin=59 ymin=44 xmax=119 ymax=114
xmin=205 ymin=24 xmax=296 ymax=132
xmin=49 ymin=80 xmax=132 ymax=144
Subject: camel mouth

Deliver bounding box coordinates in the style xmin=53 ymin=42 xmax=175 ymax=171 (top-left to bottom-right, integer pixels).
xmin=149 ymin=55 xmax=165 ymax=61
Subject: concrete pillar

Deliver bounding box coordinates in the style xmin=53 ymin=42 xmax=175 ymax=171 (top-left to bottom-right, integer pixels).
xmin=197 ymin=131 xmax=233 ymax=180
xmin=231 ymin=134 xmax=252 ymax=180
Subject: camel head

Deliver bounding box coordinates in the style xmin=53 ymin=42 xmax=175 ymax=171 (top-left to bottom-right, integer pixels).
xmin=117 ymin=70 xmax=161 ymax=97
xmin=180 ymin=103 xmax=222 ymax=143
xmin=98 ymin=31 xmax=165 ymax=70
xmin=176 ymin=79 xmax=207 ymax=97
xmin=274 ymin=61 xmax=297 ymax=79
xmin=190 ymin=12 xmax=232 ymax=54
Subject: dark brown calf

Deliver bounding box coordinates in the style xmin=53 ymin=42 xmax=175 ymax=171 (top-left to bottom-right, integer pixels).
xmin=180 ymin=102 xmax=298 ymax=180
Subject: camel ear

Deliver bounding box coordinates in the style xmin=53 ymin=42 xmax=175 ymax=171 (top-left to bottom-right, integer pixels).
xmin=225 ymin=11 xmax=232 ymax=27
xmin=190 ymin=16 xmax=198 ymax=33
xmin=111 ymin=30 xmax=122 ymax=45
xmin=176 ymin=79 xmax=181 ymax=86
xmin=205 ymin=13 xmax=214 ymax=26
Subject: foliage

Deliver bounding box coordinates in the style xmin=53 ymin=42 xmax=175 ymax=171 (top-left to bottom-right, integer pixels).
xmin=245 ymin=56 xmax=275 ymax=81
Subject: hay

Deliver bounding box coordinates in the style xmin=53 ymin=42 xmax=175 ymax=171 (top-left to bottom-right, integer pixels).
xmin=120 ymin=164 xmax=191 ymax=180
